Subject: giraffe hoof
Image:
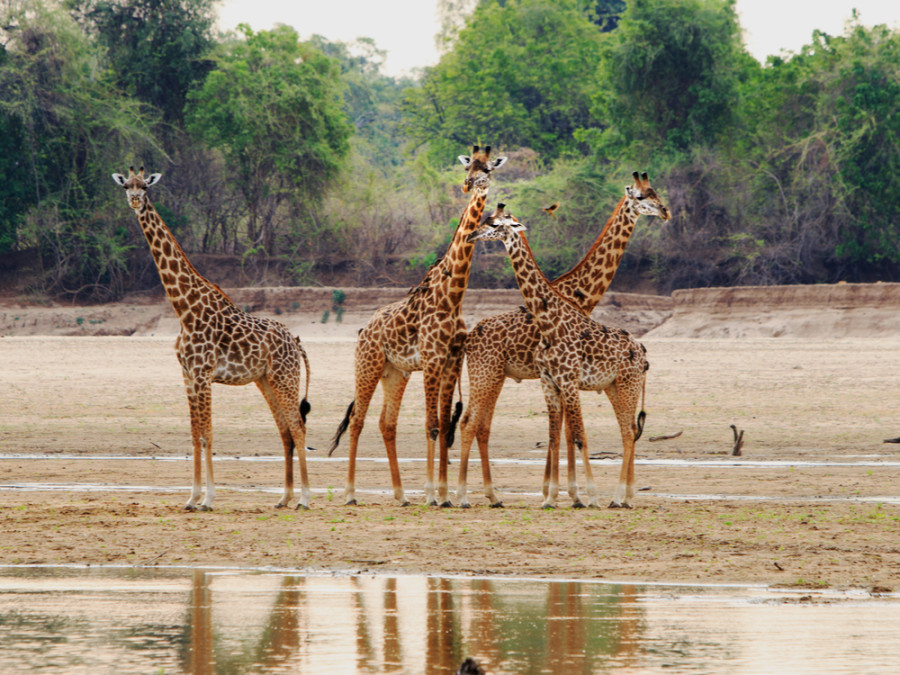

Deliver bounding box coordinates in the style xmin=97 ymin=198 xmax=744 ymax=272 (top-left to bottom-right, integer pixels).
xmin=542 ymin=504 xmax=557 ymax=511
xmin=490 ymin=502 xmax=504 ymax=509
xmin=400 ymin=501 xmax=411 ymax=507
xmin=426 ymin=500 xmax=438 ymax=507
xmin=345 ymin=499 xmax=358 ymax=506
xmin=440 ymin=501 xmax=453 ymax=508
xmin=572 ymin=501 xmax=586 ymax=509
xmin=295 ymin=503 xmax=310 ymax=511
xmin=608 ymin=501 xmax=632 ymax=509
xmin=275 ymin=503 xmax=287 ymax=509
xmin=198 ymin=505 xmax=213 ymax=512
xmin=460 ymin=503 xmax=471 ymax=509
xmin=184 ymin=505 xmax=197 ymax=512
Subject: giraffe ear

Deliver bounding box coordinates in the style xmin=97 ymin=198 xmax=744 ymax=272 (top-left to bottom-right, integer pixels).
xmin=458 ymin=155 xmax=472 ymax=169
xmin=112 ymin=173 xmax=127 ymax=186
xmin=512 ymin=222 xmax=527 ymax=233
xmin=490 ymin=156 xmax=507 ymax=170
xmin=145 ymin=173 xmax=162 ymax=186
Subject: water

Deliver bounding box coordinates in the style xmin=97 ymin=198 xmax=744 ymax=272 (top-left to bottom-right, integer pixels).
xmin=0 ymin=566 xmax=897 ymax=674
xmin=6 ymin=453 xmax=900 ymax=505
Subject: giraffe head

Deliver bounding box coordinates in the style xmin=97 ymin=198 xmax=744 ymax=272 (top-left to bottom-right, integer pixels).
xmin=626 ymin=171 xmax=670 ymax=221
xmin=467 ymin=203 xmax=526 ymax=245
xmin=458 ymin=145 xmax=507 ymax=194
xmin=111 ymin=166 xmax=162 ymax=211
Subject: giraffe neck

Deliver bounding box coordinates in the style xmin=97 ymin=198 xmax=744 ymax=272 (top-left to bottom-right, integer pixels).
xmin=551 ymin=195 xmax=640 ymax=314
xmin=135 ymin=200 xmax=234 ymax=322
xmin=504 ymin=233 xmax=575 ymax=335
xmin=432 ymin=190 xmax=488 ymax=306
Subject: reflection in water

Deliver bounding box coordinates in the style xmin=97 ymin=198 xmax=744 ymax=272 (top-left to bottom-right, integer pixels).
xmin=0 ymin=566 xmax=898 ymax=673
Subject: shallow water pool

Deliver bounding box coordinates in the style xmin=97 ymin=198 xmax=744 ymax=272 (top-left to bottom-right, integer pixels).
xmin=0 ymin=566 xmax=897 ymax=674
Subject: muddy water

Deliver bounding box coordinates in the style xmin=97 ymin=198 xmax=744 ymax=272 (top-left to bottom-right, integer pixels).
xmin=0 ymin=566 xmax=897 ymax=674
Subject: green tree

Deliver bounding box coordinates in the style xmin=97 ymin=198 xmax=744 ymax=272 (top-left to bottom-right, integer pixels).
xmin=594 ymin=0 xmax=744 ymax=154
xmin=741 ymin=22 xmax=900 ymax=276
xmin=0 ymin=85 xmax=30 ymax=255
xmin=69 ymin=0 xmax=218 ymax=124
xmin=309 ymin=36 xmax=413 ymax=166
xmin=585 ymin=0 xmax=626 ymax=32
xmin=404 ymin=0 xmax=605 ymax=160
xmin=0 ymin=0 xmax=160 ymax=298
xmin=185 ymin=25 xmax=352 ymax=256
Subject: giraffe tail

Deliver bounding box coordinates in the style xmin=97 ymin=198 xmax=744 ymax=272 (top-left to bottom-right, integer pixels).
xmin=634 ymin=410 xmax=646 ymax=442
xmin=634 ymin=368 xmax=648 ymax=442
xmin=328 ymin=400 xmax=354 ymax=456
xmin=445 ymin=401 xmax=463 ymax=448
xmin=444 ymin=370 xmax=465 ymax=448
xmin=296 ymin=337 xmax=312 ymax=423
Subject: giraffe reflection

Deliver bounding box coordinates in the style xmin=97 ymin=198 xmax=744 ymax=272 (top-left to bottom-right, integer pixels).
xmin=179 ymin=572 xmax=643 ymax=673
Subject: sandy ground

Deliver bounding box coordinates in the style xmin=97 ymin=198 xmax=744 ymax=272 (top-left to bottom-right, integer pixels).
xmin=2 ymin=319 xmax=899 ymax=591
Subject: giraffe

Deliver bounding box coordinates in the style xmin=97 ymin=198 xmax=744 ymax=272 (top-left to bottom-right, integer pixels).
xmin=468 ymin=204 xmax=649 ymax=509
xmin=328 ymin=146 xmax=507 ymax=507
xmin=111 ymin=167 xmax=312 ymax=510
xmin=457 ymin=172 xmax=669 ymax=507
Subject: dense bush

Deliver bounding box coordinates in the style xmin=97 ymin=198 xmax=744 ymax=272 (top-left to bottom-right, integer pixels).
xmin=1 ymin=0 xmax=898 ymax=299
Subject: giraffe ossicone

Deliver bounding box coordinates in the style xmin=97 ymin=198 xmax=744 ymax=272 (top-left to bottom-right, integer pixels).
xmin=111 ymin=166 xmax=313 ymax=511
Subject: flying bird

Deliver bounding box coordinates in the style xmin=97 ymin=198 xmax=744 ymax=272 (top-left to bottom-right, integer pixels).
xmin=542 ymin=201 xmax=560 ymax=217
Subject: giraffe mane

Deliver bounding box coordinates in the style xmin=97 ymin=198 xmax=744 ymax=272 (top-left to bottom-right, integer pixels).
xmin=141 ymin=186 xmax=238 ymax=308
xmin=550 ymin=194 xmax=627 ymax=285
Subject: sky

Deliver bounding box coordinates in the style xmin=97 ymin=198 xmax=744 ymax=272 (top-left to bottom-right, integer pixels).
xmin=217 ymin=0 xmax=900 ymax=78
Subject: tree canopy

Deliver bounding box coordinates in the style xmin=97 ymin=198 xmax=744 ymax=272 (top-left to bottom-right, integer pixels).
xmin=1 ymin=0 xmax=898 ymax=298
xmin=70 ymin=0 xmax=218 ymax=123
xmin=185 ymin=24 xmax=352 ymax=254
xmin=594 ymin=0 xmax=744 ymax=153
xmin=403 ymin=0 xmax=605 ymax=160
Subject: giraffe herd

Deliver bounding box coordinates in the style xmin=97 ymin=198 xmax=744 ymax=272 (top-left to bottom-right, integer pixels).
xmin=112 ymin=148 xmax=671 ymax=511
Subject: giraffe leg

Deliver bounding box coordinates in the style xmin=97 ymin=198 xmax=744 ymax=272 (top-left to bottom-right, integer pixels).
xmin=539 ymin=372 xmax=562 ymax=509
xmin=458 ymin=352 xmax=506 ymax=508
xmin=422 ymin=359 xmax=445 ymax=506
xmin=344 ymin=340 xmax=383 ymax=506
xmin=607 ymin=381 xmax=641 ymax=508
xmin=542 ymin=406 xmax=562 ymax=504
xmin=183 ymin=373 xmax=214 ymax=511
xmin=256 ymin=376 xmax=305 ymax=509
xmin=562 ymin=386 xmax=598 ymax=508
xmin=379 ymin=363 xmax=411 ymax=506
xmin=272 ymin=378 xmax=311 ymax=510
xmin=563 ymin=411 xmax=583 ymax=508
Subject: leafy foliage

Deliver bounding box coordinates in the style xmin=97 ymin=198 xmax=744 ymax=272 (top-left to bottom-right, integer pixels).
xmin=1 ymin=0 xmax=899 ymax=298
xmin=185 ymin=25 xmax=352 ymax=254
xmin=0 ymin=0 xmax=161 ymax=298
xmin=404 ymin=0 xmax=604 ymax=160
xmin=69 ymin=0 xmax=217 ymax=123
xmin=310 ymin=36 xmax=414 ymax=166
xmin=594 ymin=0 xmax=743 ymax=154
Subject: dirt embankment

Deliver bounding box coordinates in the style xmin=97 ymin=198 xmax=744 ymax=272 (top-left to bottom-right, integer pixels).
xmin=0 ymin=287 xmax=673 ymax=338
xmin=646 ymin=282 xmax=900 ymax=339
xmin=5 ymin=282 xmax=900 ymax=340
